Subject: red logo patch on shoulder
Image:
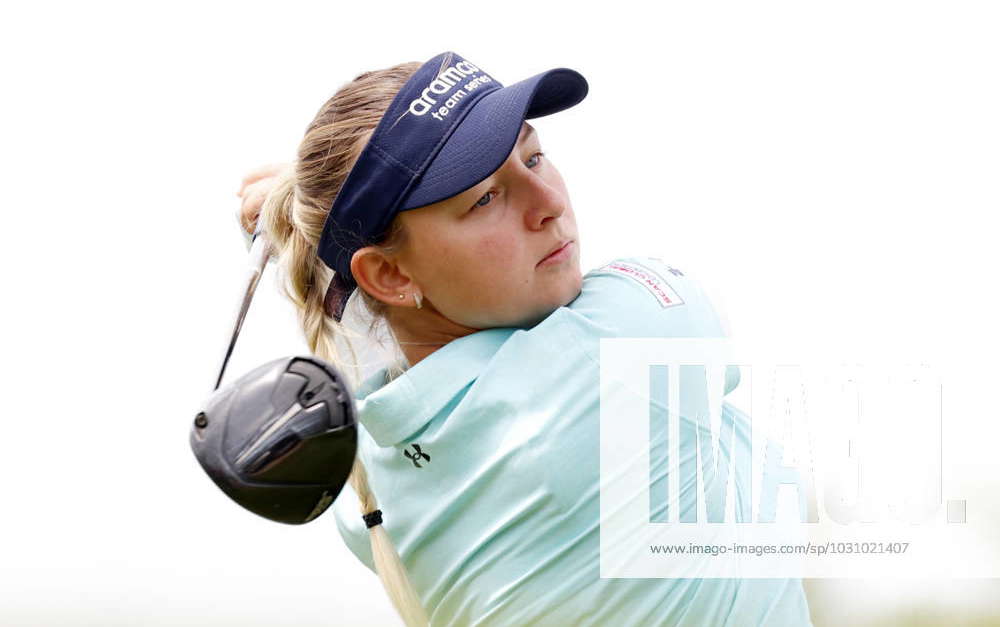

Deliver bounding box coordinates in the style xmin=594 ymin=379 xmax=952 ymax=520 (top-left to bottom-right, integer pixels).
xmin=598 ymin=260 xmax=685 ymax=309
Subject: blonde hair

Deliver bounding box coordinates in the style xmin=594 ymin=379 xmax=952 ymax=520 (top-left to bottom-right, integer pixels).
xmin=257 ymin=61 xmax=429 ymax=627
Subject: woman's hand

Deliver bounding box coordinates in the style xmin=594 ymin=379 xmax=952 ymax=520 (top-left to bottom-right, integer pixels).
xmin=235 ymin=162 xmax=287 ymax=237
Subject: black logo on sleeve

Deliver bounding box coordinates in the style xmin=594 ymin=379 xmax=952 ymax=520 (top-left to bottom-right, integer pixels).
xmin=403 ymin=444 xmax=431 ymax=468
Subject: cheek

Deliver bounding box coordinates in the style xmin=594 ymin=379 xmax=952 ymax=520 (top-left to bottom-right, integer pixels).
xmin=427 ymin=233 xmax=520 ymax=289
xmin=453 ymin=233 xmax=531 ymax=298
xmin=473 ymin=233 xmax=520 ymax=266
xmin=464 ymin=234 xmax=526 ymax=297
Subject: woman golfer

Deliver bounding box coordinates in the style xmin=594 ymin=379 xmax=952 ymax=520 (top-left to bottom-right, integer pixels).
xmin=236 ymin=51 xmax=813 ymax=627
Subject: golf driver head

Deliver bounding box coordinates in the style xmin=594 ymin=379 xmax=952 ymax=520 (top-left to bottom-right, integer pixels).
xmin=190 ymin=355 xmax=358 ymax=524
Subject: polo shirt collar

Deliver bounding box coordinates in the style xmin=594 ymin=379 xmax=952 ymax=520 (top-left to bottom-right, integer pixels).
xmin=353 ymin=327 xmax=515 ymax=447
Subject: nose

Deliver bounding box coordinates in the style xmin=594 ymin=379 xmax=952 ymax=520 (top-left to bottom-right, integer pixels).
xmin=516 ymin=168 xmax=568 ymax=230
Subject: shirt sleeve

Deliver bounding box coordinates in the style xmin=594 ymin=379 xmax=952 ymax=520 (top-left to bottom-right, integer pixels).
xmin=569 ymin=256 xmax=729 ymax=339
xmin=565 ymin=255 xmax=740 ymax=393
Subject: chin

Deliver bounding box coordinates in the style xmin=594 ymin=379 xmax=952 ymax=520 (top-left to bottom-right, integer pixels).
xmin=522 ymin=284 xmax=582 ymax=328
xmin=556 ymin=271 xmax=584 ymax=307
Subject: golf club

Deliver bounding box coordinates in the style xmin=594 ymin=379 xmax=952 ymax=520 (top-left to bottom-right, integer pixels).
xmin=189 ymin=218 xmax=358 ymax=524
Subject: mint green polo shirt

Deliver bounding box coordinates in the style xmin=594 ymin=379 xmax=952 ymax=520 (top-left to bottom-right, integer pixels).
xmin=332 ymin=256 xmax=813 ymax=627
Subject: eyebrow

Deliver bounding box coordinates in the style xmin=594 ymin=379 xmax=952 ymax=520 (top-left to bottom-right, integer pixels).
xmin=454 ymin=125 xmax=538 ymax=207
xmin=517 ymin=124 xmax=536 ymax=145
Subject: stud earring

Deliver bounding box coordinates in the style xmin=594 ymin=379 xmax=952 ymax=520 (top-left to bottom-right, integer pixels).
xmin=398 ymin=294 xmax=404 ymax=300
xmin=414 ymin=291 xmax=423 ymax=309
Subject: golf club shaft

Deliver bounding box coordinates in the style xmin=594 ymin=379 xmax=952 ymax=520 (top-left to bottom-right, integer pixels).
xmin=214 ymin=226 xmax=273 ymax=391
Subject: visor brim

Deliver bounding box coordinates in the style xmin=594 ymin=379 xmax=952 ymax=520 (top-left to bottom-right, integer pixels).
xmin=400 ymin=67 xmax=588 ymax=211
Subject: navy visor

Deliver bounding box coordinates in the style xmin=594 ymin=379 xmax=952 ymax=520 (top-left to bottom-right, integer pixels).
xmin=316 ymin=51 xmax=588 ymax=321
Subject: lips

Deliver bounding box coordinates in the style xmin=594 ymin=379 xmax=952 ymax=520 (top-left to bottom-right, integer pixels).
xmin=538 ymin=240 xmax=572 ymax=266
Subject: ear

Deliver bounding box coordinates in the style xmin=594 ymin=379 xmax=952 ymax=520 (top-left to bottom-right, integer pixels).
xmin=349 ymin=246 xmax=419 ymax=308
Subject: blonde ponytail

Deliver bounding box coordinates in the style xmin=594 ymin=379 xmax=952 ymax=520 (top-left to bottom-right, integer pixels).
xmin=313 ymin=307 xmax=429 ymax=627
xmin=348 ymin=457 xmax=430 ymax=627
xmin=253 ymin=60 xmax=431 ymax=627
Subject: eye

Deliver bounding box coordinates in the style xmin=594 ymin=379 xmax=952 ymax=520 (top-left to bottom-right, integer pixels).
xmin=471 ymin=191 xmax=495 ymax=210
xmin=467 ymin=152 xmax=546 ymax=212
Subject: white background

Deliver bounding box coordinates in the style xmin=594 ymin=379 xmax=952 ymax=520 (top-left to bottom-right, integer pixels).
xmin=2 ymin=1 xmax=998 ymax=625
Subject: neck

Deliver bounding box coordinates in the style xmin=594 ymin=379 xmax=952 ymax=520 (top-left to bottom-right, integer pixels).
xmin=388 ymin=302 xmax=479 ymax=368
